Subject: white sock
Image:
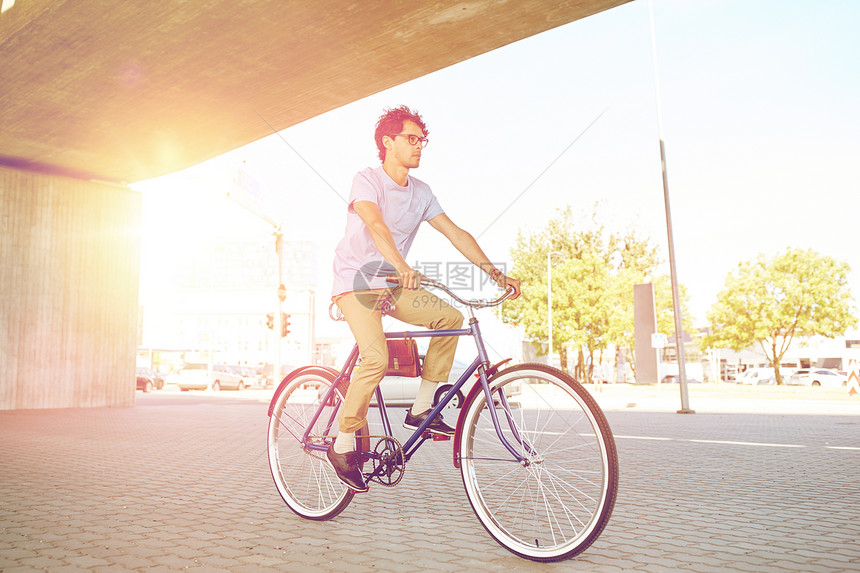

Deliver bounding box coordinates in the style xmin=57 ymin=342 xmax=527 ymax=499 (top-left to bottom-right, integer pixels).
xmin=334 ymin=431 xmax=355 ymax=454
xmin=410 ymin=379 xmax=437 ymax=416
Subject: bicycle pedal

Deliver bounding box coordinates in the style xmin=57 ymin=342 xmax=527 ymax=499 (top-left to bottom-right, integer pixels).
xmin=430 ymin=432 xmax=451 ymax=441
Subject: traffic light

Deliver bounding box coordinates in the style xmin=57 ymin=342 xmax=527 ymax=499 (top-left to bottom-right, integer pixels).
xmin=281 ymin=312 xmax=291 ymax=337
xmin=266 ymin=313 xmax=274 ymax=330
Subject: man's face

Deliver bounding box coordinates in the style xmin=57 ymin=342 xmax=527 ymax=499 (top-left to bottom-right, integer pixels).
xmin=385 ymin=120 xmax=424 ymax=169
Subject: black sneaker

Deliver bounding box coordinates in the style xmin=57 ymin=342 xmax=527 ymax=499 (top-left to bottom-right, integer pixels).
xmin=326 ymin=446 xmax=368 ymax=493
xmin=403 ymin=408 xmax=455 ymax=437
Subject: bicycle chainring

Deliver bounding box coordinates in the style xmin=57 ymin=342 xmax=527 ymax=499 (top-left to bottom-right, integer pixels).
xmin=367 ymin=435 xmax=405 ymax=487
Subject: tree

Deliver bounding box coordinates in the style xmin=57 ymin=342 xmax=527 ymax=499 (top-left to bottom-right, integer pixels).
xmin=502 ymin=204 xmax=689 ymax=380
xmin=503 ymin=206 xmax=608 ymax=375
xmin=551 ymin=250 xmax=611 ymax=379
xmin=702 ymin=248 xmax=856 ymax=384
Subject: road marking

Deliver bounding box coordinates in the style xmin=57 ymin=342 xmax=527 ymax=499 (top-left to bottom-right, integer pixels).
xmin=686 ymin=439 xmax=804 ymax=448
xmin=611 ymin=435 xmax=854 ymax=449
xmin=614 ymin=435 xmax=673 ymax=441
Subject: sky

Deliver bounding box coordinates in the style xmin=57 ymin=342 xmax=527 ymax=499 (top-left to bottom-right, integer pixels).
xmin=135 ymin=0 xmax=860 ymax=342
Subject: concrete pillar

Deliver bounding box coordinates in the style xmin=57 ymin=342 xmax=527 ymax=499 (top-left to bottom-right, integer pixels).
xmin=0 ymin=166 xmax=141 ymax=409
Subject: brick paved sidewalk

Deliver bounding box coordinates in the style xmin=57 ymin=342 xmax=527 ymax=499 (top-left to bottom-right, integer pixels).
xmin=1 ymin=391 xmax=858 ymax=572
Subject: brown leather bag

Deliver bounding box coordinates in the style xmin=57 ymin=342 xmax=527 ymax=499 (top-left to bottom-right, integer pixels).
xmin=386 ymin=338 xmax=421 ymax=377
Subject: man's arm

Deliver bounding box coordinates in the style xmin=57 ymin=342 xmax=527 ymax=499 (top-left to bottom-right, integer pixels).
xmin=352 ymin=200 xmax=422 ymax=289
xmin=428 ymin=213 xmax=521 ymax=299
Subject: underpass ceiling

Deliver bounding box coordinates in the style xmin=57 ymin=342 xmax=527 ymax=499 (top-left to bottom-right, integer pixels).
xmin=0 ymin=0 xmax=630 ymax=183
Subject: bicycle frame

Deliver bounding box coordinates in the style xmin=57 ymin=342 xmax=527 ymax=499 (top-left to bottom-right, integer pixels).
xmin=299 ymin=315 xmax=530 ymax=469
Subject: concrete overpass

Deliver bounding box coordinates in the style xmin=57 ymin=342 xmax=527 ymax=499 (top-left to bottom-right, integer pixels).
xmin=0 ymin=0 xmax=630 ymax=409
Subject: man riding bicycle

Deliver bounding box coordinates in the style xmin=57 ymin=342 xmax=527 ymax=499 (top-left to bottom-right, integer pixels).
xmin=328 ymin=105 xmax=521 ymax=492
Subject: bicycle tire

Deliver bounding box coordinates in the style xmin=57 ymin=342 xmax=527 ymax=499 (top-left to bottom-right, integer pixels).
xmin=458 ymin=363 xmax=618 ymax=562
xmin=267 ymin=368 xmax=362 ymax=520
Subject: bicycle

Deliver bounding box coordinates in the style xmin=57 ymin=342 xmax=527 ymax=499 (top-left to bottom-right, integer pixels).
xmin=266 ymin=278 xmax=618 ymax=562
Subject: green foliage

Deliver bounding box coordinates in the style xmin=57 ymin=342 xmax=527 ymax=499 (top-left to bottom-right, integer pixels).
xmin=702 ymin=248 xmax=856 ymax=384
xmin=502 ymin=204 xmax=691 ymax=377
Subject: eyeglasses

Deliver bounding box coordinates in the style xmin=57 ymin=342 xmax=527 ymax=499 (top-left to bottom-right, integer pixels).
xmin=393 ymin=133 xmax=429 ymax=148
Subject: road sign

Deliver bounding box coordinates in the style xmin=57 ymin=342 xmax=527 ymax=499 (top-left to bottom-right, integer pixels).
xmin=848 ymin=358 xmax=859 ymax=396
xmin=278 ymin=284 xmax=286 ymax=303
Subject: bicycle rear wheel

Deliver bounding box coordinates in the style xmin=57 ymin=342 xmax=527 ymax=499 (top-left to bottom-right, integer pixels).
xmin=458 ymin=364 xmax=618 ymax=562
xmin=267 ymin=368 xmax=361 ymax=520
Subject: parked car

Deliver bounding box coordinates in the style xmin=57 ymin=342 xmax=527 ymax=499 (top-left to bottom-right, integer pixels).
xmin=136 ymin=367 xmax=164 ymax=392
xmin=756 ymin=374 xmax=778 ymax=385
xmin=787 ymin=368 xmax=846 ymax=388
xmin=239 ymin=366 xmax=258 ymax=386
xmin=660 ymin=375 xmax=702 ymax=384
xmin=174 ymin=364 xmax=248 ymax=391
xmin=171 ymin=364 xmax=207 ymax=391
xmin=736 ymin=368 xmax=774 ymax=385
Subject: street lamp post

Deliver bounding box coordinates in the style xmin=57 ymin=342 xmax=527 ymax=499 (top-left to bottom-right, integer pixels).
xmin=547 ymin=251 xmax=565 ymax=367
xmin=649 ymin=0 xmax=693 ymax=413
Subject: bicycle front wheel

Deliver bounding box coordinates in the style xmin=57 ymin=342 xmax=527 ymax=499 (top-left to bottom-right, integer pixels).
xmin=459 ymin=364 xmax=618 ymax=562
xmin=267 ymin=369 xmax=360 ymax=520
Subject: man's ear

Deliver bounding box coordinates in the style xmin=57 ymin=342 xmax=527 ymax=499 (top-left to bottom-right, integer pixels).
xmin=382 ymin=135 xmax=393 ymax=152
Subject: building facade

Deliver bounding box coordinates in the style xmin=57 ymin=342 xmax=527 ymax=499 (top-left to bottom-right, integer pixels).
xmin=139 ymin=234 xmax=318 ymax=372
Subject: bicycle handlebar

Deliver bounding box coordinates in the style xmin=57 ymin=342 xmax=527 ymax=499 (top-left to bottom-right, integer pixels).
xmin=386 ymin=276 xmax=514 ymax=309
xmin=329 ymin=275 xmax=514 ymax=321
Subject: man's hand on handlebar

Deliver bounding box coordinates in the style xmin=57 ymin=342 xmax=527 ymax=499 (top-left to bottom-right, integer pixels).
xmin=494 ymin=272 xmax=521 ymax=300
xmin=387 ymin=267 xmax=521 ymax=301
xmin=396 ymin=267 xmax=423 ymax=290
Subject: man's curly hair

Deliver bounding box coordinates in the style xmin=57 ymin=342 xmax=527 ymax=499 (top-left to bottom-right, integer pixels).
xmin=374 ymin=105 xmax=429 ymax=162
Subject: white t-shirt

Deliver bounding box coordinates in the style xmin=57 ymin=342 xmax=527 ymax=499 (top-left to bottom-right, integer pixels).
xmin=332 ymin=166 xmax=444 ymax=296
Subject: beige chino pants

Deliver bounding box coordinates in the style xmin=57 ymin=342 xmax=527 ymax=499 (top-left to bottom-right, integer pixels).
xmin=334 ymin=287 xmax=464 ymax=433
